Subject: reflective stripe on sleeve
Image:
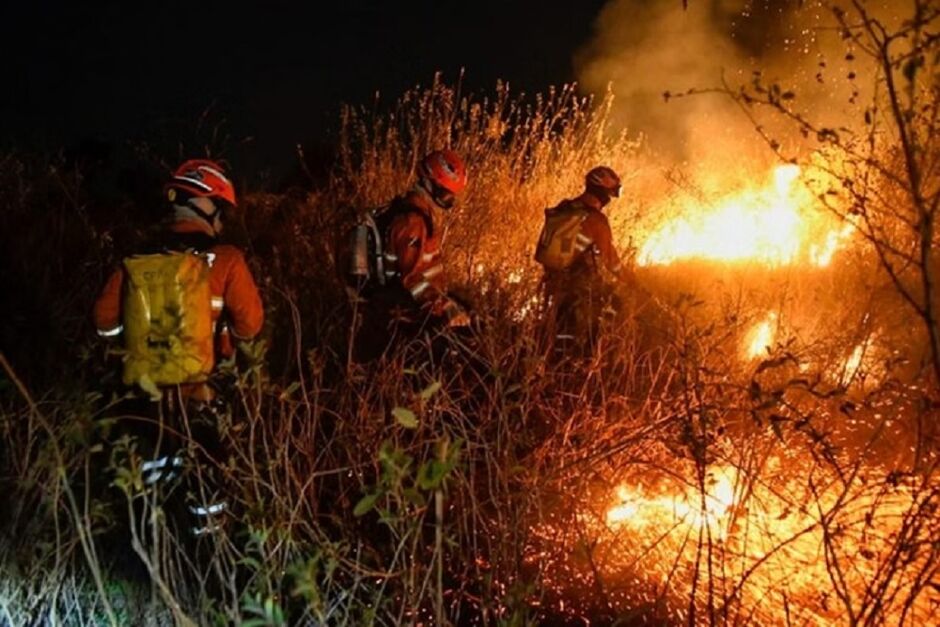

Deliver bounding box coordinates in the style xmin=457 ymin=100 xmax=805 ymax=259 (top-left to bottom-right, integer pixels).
xmin=97 ymin=325 xmax=124 ymax=337
xmin=410 ymin=281 xmax=431 ymax=297
xmin=211 ymin=297 xmax=224 ymax=311
xmin=422 ymin=264 xmax=443 ymax=280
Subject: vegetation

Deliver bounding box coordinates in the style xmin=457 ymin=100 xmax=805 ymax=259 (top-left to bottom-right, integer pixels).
xmin=1 ymin=6 xmax=939 ymax=623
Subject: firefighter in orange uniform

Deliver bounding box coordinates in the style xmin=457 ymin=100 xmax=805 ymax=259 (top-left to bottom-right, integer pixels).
xmin=535 ymin=165 xmax=630 ymax=353
xmin=93 ymin=159 xmax=263 ymax=537
xmin=95 ymin=160 xmax=264 ymax=371
xmin=354 ymin=149 xmax=470 ymax=360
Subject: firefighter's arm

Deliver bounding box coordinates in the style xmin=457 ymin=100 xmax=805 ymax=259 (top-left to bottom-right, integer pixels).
xmin=223 ymin=250 xmax=264 ymax=340
xmin=390 ymin=214 xmax=442 ymax=304
xmin=390 ymin=215 xmax=467 ymax=326
xmin=582 ymin=213 xmax=624 ymax=277
xmin=93 ymin=267 xmax=125 ymax=338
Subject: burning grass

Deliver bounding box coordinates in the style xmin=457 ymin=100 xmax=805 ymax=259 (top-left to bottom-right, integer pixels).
xmin=1 ymin=74 xmax=939 ymax=625
xmin=636 ymin=164 xmax=855 ymax=268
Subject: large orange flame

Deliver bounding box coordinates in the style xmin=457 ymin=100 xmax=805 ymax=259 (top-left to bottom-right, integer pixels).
xmin=637 ymin=165 xmax=853 ymax=267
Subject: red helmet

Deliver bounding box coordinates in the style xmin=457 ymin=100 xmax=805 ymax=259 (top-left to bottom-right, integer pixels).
xmin=166 ymin=159 xmax=236 ymax=207
xmin=419 ymin=149 xmax=468 ymax=205
xmin=586 ymin=165 xmax=621 ymax=198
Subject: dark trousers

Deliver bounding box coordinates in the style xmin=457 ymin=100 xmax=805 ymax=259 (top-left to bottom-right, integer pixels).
xmin=352 ymin=285 xmax=433 ymax=362
xmin=110 ymin=386 xmax=231 ymax=539
xmin=544 ymin=274 xmax=619 ymax=357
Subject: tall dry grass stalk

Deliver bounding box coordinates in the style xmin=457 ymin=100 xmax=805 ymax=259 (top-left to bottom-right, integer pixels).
xmin=0 ymin=77 xmax=937 ymax=625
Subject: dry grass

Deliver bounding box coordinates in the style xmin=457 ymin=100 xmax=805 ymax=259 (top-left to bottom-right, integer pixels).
xmin=0 ymin=77 xmax=938 ymax=625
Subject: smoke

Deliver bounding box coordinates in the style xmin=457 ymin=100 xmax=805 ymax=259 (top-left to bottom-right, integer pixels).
xmin=575 ymin=0 xmax=892 ymax=174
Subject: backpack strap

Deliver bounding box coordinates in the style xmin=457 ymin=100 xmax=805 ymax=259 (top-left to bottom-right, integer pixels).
xmin=375 ymin=197 xmax=434 ymax=240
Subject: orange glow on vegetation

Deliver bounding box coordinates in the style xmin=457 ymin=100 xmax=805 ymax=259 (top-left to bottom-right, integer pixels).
xmin=590 ymin=459 xmax=928 ymax=623
xmin=525 ymin=455 xmax=931 ymax=624
xmin=637 ymin=165 xmax=852 ymax=267
xmin=835 ymin=335 xmax=884 ymax=387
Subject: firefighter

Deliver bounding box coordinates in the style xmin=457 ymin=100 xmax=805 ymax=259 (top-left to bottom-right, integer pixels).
xmin=93 ymin=158 xmax=264 ymax=537
xmin=353 ymin=149 xmax=470 ymax=360
xmin=535 ymin=165 xmax=630 ymax=354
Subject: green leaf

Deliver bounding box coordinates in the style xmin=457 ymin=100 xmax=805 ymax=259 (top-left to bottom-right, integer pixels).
xmin=354 ymin=492 xmax=380 ymax=517
xmin=392 ymin=407 xmax=418 ymax=429
xmin=417 ymin=461 xmax=445 ymax=490
xmin=403 ymin=487 xmax=427 ymax=507
xmin=279 ymin=381 xmax=301 ymax=401
xmin=419 ymin=380 xmax=442 ymax=401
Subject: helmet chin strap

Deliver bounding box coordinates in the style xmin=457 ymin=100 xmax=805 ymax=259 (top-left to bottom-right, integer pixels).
xmin=416 ymin=178 xmax=436 ymax=200
xmin=173 ymin=198 xmax=223 ymax=235
xmin=585 ymin=186 xmax=613 ymax=209
xmin=417 ymin=178 xmax=455 ymax=210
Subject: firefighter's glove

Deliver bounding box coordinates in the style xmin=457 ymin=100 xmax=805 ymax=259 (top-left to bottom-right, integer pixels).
xmin=447 ymin=309 xmax=471 ymax=328
xmin=436 ymin=297 xmax=470 ymax=328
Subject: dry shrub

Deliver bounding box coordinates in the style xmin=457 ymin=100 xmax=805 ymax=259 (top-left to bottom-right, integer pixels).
xmin=0 ymin=76 xmax=938 ymax=626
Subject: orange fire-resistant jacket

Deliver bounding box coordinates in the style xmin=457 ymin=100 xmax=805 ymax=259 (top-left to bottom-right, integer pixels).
xmin=384 ymin=190 xmax=451 ymax=313
xmin=93 ymin=219 xmax=264 ymax=354
xmin=564 ymin=193 xmax=623 ymax=278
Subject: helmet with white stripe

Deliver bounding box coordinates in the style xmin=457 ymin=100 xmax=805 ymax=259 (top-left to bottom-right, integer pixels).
xmin=166 ymin=159 xmax=236 ymax=207
xmin=585 ymin=166 xmax=621 ymax=198
xmin=418 ymin=149 xmax=467 ymax=209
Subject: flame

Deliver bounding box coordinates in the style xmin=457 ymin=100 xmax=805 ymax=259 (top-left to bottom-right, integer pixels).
xmin=843 ymin=339 xmax=869 ymax=376
xmin=744 ymin=311 xmax=777 ymax=359
xmin=836 ymin=335 xmax=882 ymax=387
xmin=809 ymin=221 xmax=856 ymax=267
xmin=637 ymin=165 xmax=851 ymax=267
xmin=527 ymin=455 xmax=931 ymax=624
xmin=590 ymin=459 xmax=925 ymax=622
xmin=607 ymin=468 xmax=737 ymax=535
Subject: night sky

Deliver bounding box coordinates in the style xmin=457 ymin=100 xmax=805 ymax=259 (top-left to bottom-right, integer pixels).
xmin=0 ymin=2 xmax=608 ymax=176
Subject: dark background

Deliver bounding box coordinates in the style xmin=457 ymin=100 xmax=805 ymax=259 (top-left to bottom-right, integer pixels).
xmin=0 ymin=1 xmax=607 ymax=181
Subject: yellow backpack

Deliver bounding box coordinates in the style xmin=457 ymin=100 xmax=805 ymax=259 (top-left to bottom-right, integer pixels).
xmin=121 ymin=251 xmax=214 ymax=387
xmin=534 ymin=204 xmax=589 ymax=271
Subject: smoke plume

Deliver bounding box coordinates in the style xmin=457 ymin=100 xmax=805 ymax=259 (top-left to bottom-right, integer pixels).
xmin=575 ymin=0 xmax=894 ymax=174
